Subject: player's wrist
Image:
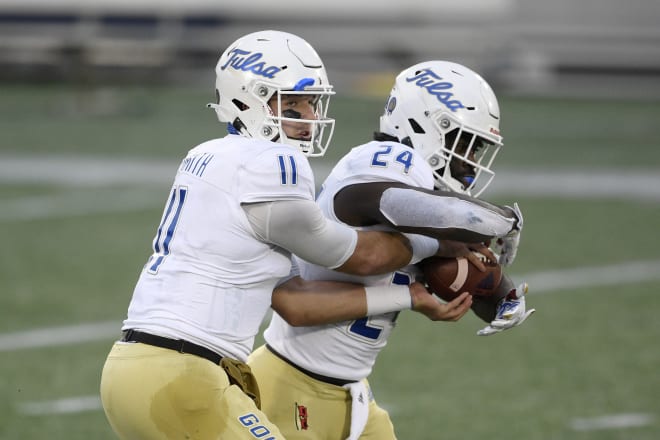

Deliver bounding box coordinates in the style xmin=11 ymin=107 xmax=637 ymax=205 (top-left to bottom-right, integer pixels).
xmin=365 ymin=285 xmax=412 ymax=315
xmin=407 ymin=234 xmax=440 ymax=264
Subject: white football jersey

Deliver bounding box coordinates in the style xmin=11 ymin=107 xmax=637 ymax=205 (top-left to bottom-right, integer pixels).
xmin=264 ymin=140 xmax=435 ymax=380
xmin=123 ymin=135 xmax=315 ymax=362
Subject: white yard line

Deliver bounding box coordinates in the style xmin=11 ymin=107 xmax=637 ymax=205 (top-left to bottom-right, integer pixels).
xmin=18 ymin=397 xmax=655 ymax=433
xmin=1 ymin=158 xmax=660 ymax=221
xmin=18 ymin=396 xmax=102 ymax=416
xmin=3 ymin=259 xmax=660 ymax=353
xmin=0 ymin=187 xmax=165 ymax=221
xmin=570 ymin=413 xmax=655 ymax=431
xmin=9 ymin=259 xmax=660 ymax=418
xmin=1 ymin=156 xmax=660 ymax=221
xmin=522 ymin=259 xmax=660 ymax=293
xmin=0 ymin=155 xmax=174 ymax=186
xmin=0 ymin=321 xmax=120 ymax=352
xmin=2 ymin=155 xmax=660 ymax=201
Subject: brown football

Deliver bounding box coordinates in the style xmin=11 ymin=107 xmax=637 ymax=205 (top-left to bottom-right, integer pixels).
xmin=419 ymin=253 xmax=503 ymax=302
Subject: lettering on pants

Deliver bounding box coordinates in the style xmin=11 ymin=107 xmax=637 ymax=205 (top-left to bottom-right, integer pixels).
xmin=238 ymin=413 xmax=276 ymax=440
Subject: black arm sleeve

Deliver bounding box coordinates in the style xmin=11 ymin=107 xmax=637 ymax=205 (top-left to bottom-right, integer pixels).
xmin=334 ymin=182 xmax=517 ymax=242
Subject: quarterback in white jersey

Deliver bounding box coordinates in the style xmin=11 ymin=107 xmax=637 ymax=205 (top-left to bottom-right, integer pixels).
xmin=100 ymin=33 xmax=456 ymax=440
xmin=125 ymin=136 xmax=322 ymax=363
xmin=249 ymin=61 xmax=535 ymax=440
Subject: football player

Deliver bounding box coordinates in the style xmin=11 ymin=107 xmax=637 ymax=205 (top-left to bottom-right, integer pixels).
xmin=100 ymin=31 xmax=468 ymax=440
xmin=248 ymin=61 xmax=535 ymax=439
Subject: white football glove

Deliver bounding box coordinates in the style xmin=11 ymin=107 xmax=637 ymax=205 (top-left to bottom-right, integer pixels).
xmin=477 ymin=282 xmax=535 ymax=336
xmin=492 ymin=202 xmax=523 ymax=266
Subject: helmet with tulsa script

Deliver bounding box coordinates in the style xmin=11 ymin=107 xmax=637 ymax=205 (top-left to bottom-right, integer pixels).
xmin=379 ymin=60 xmax=503 ymax=196
xmin=208 ymin=30 xmax=335 ymax=157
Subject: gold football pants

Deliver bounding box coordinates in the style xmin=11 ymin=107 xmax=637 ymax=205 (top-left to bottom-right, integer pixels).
xmin=100 ymin=341 xmax=285 ymax=439
xmin=247 ymin=345 xmax=396 ymax=440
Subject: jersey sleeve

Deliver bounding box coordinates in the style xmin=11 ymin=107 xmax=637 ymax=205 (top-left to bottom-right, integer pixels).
xmin=238 ymin=146 xmax=315 ymax=204
xmin=336 ymin=141 xmax=435 ymax=190
xmin=316 ymin=141 xmax=435 ymax=221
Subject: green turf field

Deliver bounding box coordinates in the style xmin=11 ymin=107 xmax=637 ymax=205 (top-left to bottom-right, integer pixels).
xmin=1 ymin=84 xmax=659 ymax=439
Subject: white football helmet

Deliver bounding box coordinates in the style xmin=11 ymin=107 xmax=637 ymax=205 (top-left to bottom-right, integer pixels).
xmin=380 ymin=61 xmax=503 ymax=196
xmin=208 ymin=30 xmax=335 ymax=156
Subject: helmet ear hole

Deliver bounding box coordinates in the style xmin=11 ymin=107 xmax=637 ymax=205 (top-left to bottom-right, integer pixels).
xmin=408 ymin=119 xmax=425 ymax=134
xmin=232 ymin=99 xmax=249 ymax=111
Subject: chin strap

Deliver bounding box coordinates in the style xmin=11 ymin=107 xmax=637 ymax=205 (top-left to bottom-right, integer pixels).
xmin=399 ymin=136 xmax=414 ymax=148
xmin=226 ymin=122 xmax=240 ymax=135
xmin=372 ymin=132 xmax=413 ymax=149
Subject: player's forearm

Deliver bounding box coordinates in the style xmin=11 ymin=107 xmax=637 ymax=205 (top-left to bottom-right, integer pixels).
xmin=272 ymin=278 xmax=368 ymax=326
xmin=335 ymin=231 xmax=413 ymax=275
xmin=334 ymin=182 xmax=518 ymax=241
xmin=272 ymin=276 xmax=413 ymax=326
xmin=380 ymin=187 xmax=516 ymax=239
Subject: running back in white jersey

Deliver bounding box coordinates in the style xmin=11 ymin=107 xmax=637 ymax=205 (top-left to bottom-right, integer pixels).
xmin=264 ymin=140 xmax=435 ymax=380
xmin=124 ymin=135 xmax=315 ymax=362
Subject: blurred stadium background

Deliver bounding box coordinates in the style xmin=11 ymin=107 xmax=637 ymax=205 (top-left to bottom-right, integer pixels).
xmin=2 ymin=0 xmax=660 ymax=98
xmin=1 ymin=1 xmax=659 ymax=439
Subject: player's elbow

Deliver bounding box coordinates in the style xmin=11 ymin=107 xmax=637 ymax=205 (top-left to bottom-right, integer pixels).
xmin=271 ymin=285 xmax=314 ymax=327
xmin=271 ymin=304 xmax=312 ymax=327
xmin=281 ymin=313 xmax=314 ymax=327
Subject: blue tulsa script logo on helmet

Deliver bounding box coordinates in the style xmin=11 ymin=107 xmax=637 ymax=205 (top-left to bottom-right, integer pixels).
xmin=221 ymin=49 xmax=281 ymax=79
xmin=405 ymin=68 xmax=465 ymax=112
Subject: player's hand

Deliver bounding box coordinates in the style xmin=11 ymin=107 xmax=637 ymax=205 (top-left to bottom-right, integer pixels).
xmin=492 ymin=202 xmax=523 ymax=266
xmin=410 ymin=282 xmax=472 ymax=322
xmin=435 ymin=240 xmax=497 ymax=272
xmin=477 ymin=282 xmax=535 ymax=336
